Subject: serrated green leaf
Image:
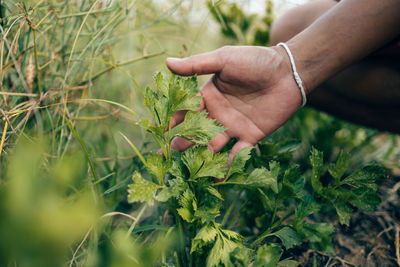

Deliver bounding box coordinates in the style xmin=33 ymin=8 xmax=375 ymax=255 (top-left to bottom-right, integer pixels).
xmin=138 ymin=119 xmax=164 ymax=136
xmin=155 ymin=188 xmax=172 ymax=202
xmin=143 ymin=87 xmax=170 ymax=127
xmin=177 ymin=190 xmax=197 ymax=222
xmin=227 ymin=146 xmax=253 ymax=178
xmin=258 ymin=188 xmax=274 ymax=212
xmin=180 ymin=75 xmax=198 ymax=96
xmin=172 ymin=111 xmax=226 ymax=145
xmin=294 ymin=196 xmax=321 ymax=222
xmin=205 ymin=186 xmax=223 ymax=200
xmin=280 ymin=165 xmax=304 ymax=199
xmin=272 ymin=227 xmax=302 ymax=249
xmin=229 ymin=164 xmax=278 ymax=192
xmin=333 ymin=202 xmax=352 ymax=225
xmin=169 ymin=155 xmax=185 ymax=179
xmin=169 ymin=83 xmax=188 ymax=112
xmin=156 ymin=177 xmax=187 ymax=202
xmin=154 ymin=95 xmax=170 ymax=126
xmin=283 ymin=164 xmax=301 ymax=184
xmin=175 ymin=95 xmax=202 ymax=112
xmin=127 ymin=172 xmax=161 ymax=206
xmin=295 ymin=222 xmax=335 ymax=254
xmin=154 ymin=71 xmax=200 ymax=113
xmin=349 ymin=189 xmax=380 ymax=211
xmin=206 ymin=231 xmax=244 ymax=267
xmin=191 ymin=224 xmax=218 ymax=253
xmin=220 ymin=228 xmax=245 ymax=242
xmin=194 ymin=209 xmax=220 ymax=224
xmin=328 ymin=150 xmax=350 ymax=183
xmin=230 ymin=247 xmax=253 ymax=266
xmin=255 ymin=244 xmax=283 ymax=267
xmin=154 ymin=71 xmax=169 ymax=97
xmin=147 ymin=153 xmax=166 ymax=181
xmin=341 ymin=165 xmax=384 ymax=190
xmin=310 ymin=148 xmax=324 ymax=194
xmin=143 ymin=86 xmax=157 ymax=109
xmin=182 ymin=146 xmax=228 ymax=180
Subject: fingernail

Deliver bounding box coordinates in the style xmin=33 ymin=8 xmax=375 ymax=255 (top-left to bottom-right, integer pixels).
xmin=167 ymin=57 xmax=182 ymax=63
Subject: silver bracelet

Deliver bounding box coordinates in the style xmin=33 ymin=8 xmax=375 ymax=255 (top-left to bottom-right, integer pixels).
xmin=277 ymin=42 xmax=307 ymax=107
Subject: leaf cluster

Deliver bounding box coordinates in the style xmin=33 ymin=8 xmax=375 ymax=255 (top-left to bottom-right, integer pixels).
xmin=126 ymin=71 xmax=386 ymax=266
xmin=208 ymin=0 xmax=274 ymax=45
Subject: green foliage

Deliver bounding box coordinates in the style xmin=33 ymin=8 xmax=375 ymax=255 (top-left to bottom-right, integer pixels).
xmin=208 ymin=0 xmax=274 ymax=45
xmin=173 ymin=111 xmax=226 ymax=145
xmin=0 ymin=140 xmax=101 ymax=266
xmin=125 ymin=71 xmax=386 ymax=266
xmin=255 ymin=244 xmax=283 ymax=267
xmin=127 ymin=172 xmax=161 ymax=206
xmin=309 ymin=147 xmax=385 ymax=225
xmin=228 ymin=165 xmax=279 ymax=192
xmin=226 ymin=146 xmax=253 ymax=178
xmin=272 ymin=227 xmax=302 ymax=249
xmin=182 ymin=146 xmax=228 ymax=180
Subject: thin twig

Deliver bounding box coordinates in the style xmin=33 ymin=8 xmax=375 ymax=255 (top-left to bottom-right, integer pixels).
xmin=367 ymin=245 xmax=381 ymax=263
xmin=101 ymin=212 xmax=137 ymax=222
xmin=316 ymin=251 xmax=356 ymax=267
xmin=377 ymin=226 xmax=394 ymax=239
xmin=69 ymin=226 xmax=93 ymax=267
xmin=69 ymin=211 xmax=138 ymax=267
xmin=79 ymin=51 xmax=165 ymax=85
xmin=127 ymin=205 xmax=146 ymax=238
xmin=0 ymin=121 xmax=8 ymax=157
xmin=0 ymin=92 xmax=38 ymax=97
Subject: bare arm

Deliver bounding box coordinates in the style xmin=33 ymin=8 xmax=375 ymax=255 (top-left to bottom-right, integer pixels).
xmin=289 ymin=0 xmax=400 ymax=91
xmin=167 ymin=0 xmax=400 ymax=157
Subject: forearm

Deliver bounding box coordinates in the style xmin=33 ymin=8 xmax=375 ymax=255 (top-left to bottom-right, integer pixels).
xmin=286 ymin=0 xmax=400 ymax=92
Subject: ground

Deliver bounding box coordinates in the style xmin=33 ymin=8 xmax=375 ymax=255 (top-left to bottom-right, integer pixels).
xmin=295 ymin=174 xmax=400 ymax=266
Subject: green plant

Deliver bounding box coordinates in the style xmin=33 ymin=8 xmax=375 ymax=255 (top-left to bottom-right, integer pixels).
xmin=208 ymin=0 xmax=274 ymax=46
xmin=0 ymin=1 xmax=395 ymax=266
xmin=125 ymin=71 xmax=386 ymax=266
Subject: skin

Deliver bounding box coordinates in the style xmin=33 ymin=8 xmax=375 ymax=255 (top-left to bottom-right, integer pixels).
xmin=167 ymin=0 xmax=400 ymax=159
xmin=270 ymin=0 xmax=400 ymax=133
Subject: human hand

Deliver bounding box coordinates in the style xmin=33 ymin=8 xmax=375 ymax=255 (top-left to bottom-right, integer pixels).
xmin=167 ymin=46 xmax=303 ymax=160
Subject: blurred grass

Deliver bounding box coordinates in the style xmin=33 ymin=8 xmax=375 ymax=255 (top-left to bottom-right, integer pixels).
xmin=0 ymin=0 xmax=224 ymax=265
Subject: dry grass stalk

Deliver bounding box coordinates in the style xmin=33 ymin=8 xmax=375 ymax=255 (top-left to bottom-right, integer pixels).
xmin=25 ymin=53 xmax=35 ymax=92
xmin=0 ymin=120 xmax=8 ymax=157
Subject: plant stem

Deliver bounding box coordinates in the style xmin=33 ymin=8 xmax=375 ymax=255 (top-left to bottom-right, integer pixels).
xmin=79 ymin=51 xmax=165 ymax=87
xmin=166 ymin=118 xmax=173 ymax=162
xmin=120 ymin=132 xmax=147 ymax=168
xmin=270 ymin=199 xmax=278 ymax=227
xmin=176 ymin=215 xmax=187 ymax=267
xmin=221 ymin=190 xmax=241 ymax=227
xmin=32 ymin=26 xmax=41 ymax=94
xmin=65 ymin=117 xmax=99 ymax=182
xmin=251 ymin=210 xmax=295 ymax=247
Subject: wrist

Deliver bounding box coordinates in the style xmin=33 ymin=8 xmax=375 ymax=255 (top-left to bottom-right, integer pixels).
xmin=276 ymin=43 xmax=307 ymax=107
xmin=271 ymin=45 xmax=307 ymax=107
xmin=286 ymin=38 xmax=327 ymax=94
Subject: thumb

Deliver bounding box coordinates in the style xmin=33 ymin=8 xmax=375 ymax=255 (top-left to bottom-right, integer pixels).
xmin=166 ymin=49 xmax=224 ymax=76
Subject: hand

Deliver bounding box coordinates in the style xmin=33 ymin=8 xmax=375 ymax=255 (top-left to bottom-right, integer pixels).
xmin=167 ymin=45 xmax=303 ymax=160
